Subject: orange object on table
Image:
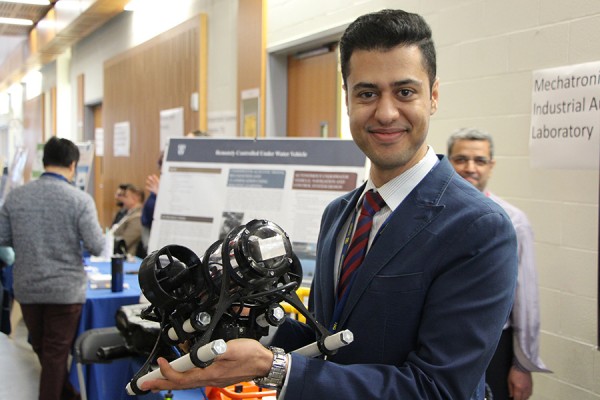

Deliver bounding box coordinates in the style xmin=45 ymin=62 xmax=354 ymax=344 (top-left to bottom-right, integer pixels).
xmin=205 ymin=381 xmax=277 ymax=399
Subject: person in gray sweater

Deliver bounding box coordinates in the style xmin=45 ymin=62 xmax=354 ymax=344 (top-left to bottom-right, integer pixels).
xmin=0 ymin=137 xmax=104 ymax=400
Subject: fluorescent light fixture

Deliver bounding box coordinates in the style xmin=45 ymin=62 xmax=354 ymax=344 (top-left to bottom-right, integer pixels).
xmin=0 ymin=17 xmax=34 ymax=26
xmin=124 ymin=0 xmax=140 ymax=11
xmin=2 ymin=0 xmax=50 ymax=5
xmin=124 ymin=0 xmax=163 ymax=11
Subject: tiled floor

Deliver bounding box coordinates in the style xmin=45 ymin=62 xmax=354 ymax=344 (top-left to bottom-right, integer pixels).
xmin=0 ymin=302 xmax=40 ymax=400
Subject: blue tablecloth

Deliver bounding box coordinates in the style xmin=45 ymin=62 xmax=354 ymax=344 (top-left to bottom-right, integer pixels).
xmin=68 ymin=260 xmax=204 ymax=400
xmin=77 ymin=260 xmax=143 ymax=336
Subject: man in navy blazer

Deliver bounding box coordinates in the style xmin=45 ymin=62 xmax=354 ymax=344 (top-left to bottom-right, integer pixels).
xmin=272 ymin=156 xmax=516 ymax=399
xmin=142 ymin=9 xmax=517 ymax=399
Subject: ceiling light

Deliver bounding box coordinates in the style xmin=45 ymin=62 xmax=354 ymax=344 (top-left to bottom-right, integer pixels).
xmin=124 ymin=0 xmax=140 ymax=11
xmin=0 ymin=17 xmax=34 ymax=26
xmin=1 ymin=0 xmax=50 ymax=5
xmin=124 ymin=0 xmax=162 ymax=11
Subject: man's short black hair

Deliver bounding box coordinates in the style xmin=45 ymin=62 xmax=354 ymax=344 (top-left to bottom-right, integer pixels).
xmin=339 ymin=9 xmax=437 ymax=91
xmin=42 ymin=137 xmax=80 ymax=168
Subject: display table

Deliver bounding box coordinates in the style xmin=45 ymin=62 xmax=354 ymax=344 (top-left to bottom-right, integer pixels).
xmin=77 ymin=259 xmax=143 ymax=336
xmin=69 ymin=259 xmax=203 ymax=400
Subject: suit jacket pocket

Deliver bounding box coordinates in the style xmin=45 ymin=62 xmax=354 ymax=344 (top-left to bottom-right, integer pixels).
xmin=367 ymin=272 xmax=423 ymax=293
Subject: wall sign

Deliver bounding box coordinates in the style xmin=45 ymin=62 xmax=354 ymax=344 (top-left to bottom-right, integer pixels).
xmin=530 ymin=61 xmax=600 ymax=169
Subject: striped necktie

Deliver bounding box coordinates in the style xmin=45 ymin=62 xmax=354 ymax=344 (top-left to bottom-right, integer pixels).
xmin=338 ymin=190 xmax=386 ymax=300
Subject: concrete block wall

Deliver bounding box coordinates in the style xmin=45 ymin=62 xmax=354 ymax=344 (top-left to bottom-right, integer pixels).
xmin=269 ymin=1 xmax=600 ymax=399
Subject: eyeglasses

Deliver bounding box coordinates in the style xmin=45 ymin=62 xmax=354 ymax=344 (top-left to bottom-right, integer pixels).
xmin=449 ymin=156 xmax=492 ymax=167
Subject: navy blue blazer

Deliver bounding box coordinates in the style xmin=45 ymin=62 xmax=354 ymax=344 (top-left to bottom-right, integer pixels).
xmin=272 ymin=155 xmax=518 ymax=399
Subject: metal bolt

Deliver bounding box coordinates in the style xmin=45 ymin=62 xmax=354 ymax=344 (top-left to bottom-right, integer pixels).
xmin=196 ymin=312 xmax=211 ymax=327
xmin=271 ymin=306 xmax=285 ymax=322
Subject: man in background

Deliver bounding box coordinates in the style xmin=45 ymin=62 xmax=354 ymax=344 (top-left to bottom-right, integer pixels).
xmin=448 ymin=128 xmax=550 ymax=400
xmin=112 ymin=183 xmax=129 ymax=225
xmin=0 ymin=137 xmax=104 ymax=400
xmin=111 ymin=183 xmax=144 ymax=257
xmin=140 ymin=151 xmax=163 ymax=258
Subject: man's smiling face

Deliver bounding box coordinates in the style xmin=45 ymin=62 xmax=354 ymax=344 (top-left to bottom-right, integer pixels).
xmin=345 ymin=44 xmax=439 ymax=186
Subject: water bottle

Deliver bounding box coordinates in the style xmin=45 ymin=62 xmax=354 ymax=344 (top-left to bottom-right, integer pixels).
xmin=111 ymin=254 xmax=124 ymax=292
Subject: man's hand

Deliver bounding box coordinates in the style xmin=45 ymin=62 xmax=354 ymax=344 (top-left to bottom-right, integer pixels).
xmin=145 ymin=174 xmax=160 ymax=195
xmin=140 ymin=339 xmax=274 ymax=391
xmin=508 ymin=366 xmax=533 ymax=400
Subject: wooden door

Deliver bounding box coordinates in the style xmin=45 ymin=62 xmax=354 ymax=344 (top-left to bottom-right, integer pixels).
xmin=92 ymin=104 xmax=107 ymax=228
xmin=287 ymin=45 xmax=339 ymax=137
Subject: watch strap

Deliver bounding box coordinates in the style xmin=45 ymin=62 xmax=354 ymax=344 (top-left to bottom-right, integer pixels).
xmin=254 ymin=346 xmax=288 ymax=390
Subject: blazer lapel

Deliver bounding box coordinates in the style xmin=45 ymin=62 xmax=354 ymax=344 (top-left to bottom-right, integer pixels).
xmin=337 ymin=158 xmax=453 ymax=328
xmin=319 ymin=187 xmax=364 ymax=325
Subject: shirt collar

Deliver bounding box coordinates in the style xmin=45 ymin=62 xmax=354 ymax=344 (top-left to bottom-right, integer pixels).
xmin=362 ymin=146 xmax=438 ymax=212
xmin=41 ymin=171 xmax=70 ymax=184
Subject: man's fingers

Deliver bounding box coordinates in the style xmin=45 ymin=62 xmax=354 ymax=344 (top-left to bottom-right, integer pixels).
xmin=139 ymin=358 xmax=179 ymax=391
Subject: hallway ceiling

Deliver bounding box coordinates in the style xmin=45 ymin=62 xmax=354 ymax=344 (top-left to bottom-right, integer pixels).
xmin=0 ymin=1 xmax=55 ymax=69
xmin=0 ymin=0 xmax=129 ymax=91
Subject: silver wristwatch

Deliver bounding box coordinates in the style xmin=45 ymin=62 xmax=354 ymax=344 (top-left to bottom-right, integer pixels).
xmin=254 ymin=346 xmax=288 ymax=390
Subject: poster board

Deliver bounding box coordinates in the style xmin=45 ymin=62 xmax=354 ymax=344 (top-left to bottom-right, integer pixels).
xmin=31 ymin=143 xmax=44 ymax=179
xmin=148 ymin=138 xmax=367 ymax=267
xmin=75 ymin=141 xmax=95 ymax=192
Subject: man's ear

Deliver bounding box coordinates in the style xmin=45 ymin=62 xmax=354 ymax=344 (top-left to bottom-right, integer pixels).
xmin=430 ymin=77 xmax=439 ymax=115
xmin=343 ymin=85 xmax=349 ymax=116
xmin=69 ymin=161 xmax=77 ymax=180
